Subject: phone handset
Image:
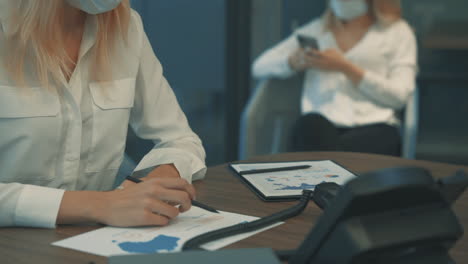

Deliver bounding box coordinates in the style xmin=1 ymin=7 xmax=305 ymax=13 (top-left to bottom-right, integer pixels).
xmin=181 ymin=190 xmax=314 ymax=251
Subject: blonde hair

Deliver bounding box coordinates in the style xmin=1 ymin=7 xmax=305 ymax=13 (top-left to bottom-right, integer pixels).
xmin=324 ymin=0 xmax=402 ymax=30
xmin=4 ymin=0 xmax=131 ymax=89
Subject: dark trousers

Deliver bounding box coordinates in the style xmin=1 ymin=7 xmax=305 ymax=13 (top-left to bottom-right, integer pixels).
xmin=291 ymin=113 xmax=401 ymax=156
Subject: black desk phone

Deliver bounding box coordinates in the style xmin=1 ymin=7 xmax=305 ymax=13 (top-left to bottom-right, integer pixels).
xmin=109 ymin=167 xmax=468 ymax=264
xmin=289 ymin=167 xmax=467 ymax=264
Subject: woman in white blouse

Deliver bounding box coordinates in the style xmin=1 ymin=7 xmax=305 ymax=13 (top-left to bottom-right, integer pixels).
xmin=253 ymin=0 xmax=417 ymax=155
xmin=0 ymin=0 xmax=206 ymax=228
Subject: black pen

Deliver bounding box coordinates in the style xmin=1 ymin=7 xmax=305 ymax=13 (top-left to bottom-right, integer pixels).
xmin=239 ymin=165 xmax=311 ymax=175
xmin=125 ymin=175 xmax=219 ymax=213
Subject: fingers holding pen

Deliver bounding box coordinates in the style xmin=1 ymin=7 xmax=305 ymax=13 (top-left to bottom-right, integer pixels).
xmin=128 ymin=177 xmax=196 ymax=201
xmin=99 ymin=177 xmax=197 ymax=227
xmin=140 ymin=212 xmax=171 ymax=227
xmin=143 ymin=178 xmax=194 ymax=213
xmin=152 ymin=177 xmax=196 ymax=200
xmin=143 ymin=198 xmax=180 ymax=219
xmin=155 ymin=188 xmax=193 ymax=213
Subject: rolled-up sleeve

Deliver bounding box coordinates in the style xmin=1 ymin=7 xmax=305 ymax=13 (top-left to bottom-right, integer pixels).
xmin=252 ymin=35 xmax=298 ymax=80
xmin=357 ymin=22 xmax=418 ymax=110
xmin=0 ymin=183 xmax=64 ymax=228
xmin=128 ymin=12 xmax=206 ymax=183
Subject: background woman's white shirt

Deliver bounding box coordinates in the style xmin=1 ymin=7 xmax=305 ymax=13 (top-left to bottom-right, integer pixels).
xmin=252 ymin=17 xmax=418 ymax=128
xmin=0 ymin=9 xmax=206 ymax=228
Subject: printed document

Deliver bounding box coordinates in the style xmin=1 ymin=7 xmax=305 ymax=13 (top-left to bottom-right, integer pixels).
xmin=52 ymin=207 xmax=281 ymax=257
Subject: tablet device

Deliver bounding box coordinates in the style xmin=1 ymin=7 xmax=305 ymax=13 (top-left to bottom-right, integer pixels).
xmin=230 ymin=160 xmax=357 ymax=201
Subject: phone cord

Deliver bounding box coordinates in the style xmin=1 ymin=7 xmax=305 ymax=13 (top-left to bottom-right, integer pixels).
xmin=181 ymin=189 xmax=313 ymax=251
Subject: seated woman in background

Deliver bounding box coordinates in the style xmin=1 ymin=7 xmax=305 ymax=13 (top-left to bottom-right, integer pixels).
xmin=252 ymin=0 xmax=417 ymax=156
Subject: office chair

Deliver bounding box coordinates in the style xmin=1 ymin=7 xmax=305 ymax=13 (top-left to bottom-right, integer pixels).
xmin=239 ymin=74 xmax=419 ymax=160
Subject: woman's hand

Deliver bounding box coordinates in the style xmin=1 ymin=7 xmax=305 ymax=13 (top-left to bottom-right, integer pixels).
xmin=119 ymin=164 xmax=180 ymax=189
xmin=288 ymin=47 xmax=316 ymax=72
xmin=290 ymin=48 xmax=365 ymax=84
xmin=288 ymin=48 xmax=350 ymax=72
xmin=305 ymin=49 xmax=350 ymax=72
xmin=145 ymin=164 xmax=180 ymax=179
xmin=94 ymin=177 xmax=196 ymax=227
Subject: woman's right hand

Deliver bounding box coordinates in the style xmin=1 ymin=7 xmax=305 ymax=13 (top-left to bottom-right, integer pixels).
xmin=288 ymin=47 xmax=318 ymax=72
xmin=94 ymin=177 xmax=196 ymax=227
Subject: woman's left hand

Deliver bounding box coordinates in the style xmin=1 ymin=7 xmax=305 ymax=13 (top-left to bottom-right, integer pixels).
xmin=120 ymin=164 xmax=181 ymax=189
xmin=142 ymin=164 xmax=186 ymax=206
xmin=145 ymin=164 xmax=180 ymax=180
xmin=307 ymin=49 xmax=365 ymax=84
xmin=306 ymin=49 xmax=350 ymax=72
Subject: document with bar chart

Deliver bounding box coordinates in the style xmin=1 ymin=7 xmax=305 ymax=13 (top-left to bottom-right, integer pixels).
xmin=52 ymin=207 xmax=281 ymax=257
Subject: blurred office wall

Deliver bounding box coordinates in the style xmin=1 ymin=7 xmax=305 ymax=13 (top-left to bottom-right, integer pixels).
xmin=403 ymin=0 xmax=468 ymax=165
xmin=131 ymin=1 xmax=227 ymax=166
xmin=403 ymin=0 xmax=468 ymax=36
xmin=251 ymin=0 xmax=282 ymax=63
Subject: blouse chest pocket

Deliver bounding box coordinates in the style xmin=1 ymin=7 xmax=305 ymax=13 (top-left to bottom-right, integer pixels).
xmin=0 ymin=86 xmax=60 ymax=183
xmin=86 ymin=78 xmax=136 ymax=173
xmin=0 ymin=86 xmax=60 ymax=118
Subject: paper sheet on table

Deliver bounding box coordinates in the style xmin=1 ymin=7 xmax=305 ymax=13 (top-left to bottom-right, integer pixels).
xmin=52 ymin=207 xmax=282 ymax=257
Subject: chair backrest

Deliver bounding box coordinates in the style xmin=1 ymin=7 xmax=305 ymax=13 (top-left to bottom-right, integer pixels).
xmin=402 ymin=86 xmax=419 ymax=159
xmin=239 ymin=74 xmax=304 ymax=160
xmin=239 ymin=74 xmax=419 ymax=160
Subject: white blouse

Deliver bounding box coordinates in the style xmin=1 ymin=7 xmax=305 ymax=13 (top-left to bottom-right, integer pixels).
xmin=0 ymin=8 xmax=206 ymax=228
xmin=252 ymin=17 xmax=418 ymax=127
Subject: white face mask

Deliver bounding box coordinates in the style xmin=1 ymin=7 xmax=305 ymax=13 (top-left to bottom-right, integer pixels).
xmin=66 ymin=0 xmax=123 ymax=15
xmin=330 ymin=0 xmax=368 ymax=21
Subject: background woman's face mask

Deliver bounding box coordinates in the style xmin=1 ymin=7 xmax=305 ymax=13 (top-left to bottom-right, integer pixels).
xmin=330 ymin=0 xmax=368 ymax=21
xmin=66 ymin=0 xmax=122 ymax=15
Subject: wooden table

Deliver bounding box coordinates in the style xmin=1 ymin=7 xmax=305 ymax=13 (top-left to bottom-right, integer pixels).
xmin=1 ymin=152 xmax=467 ymax=263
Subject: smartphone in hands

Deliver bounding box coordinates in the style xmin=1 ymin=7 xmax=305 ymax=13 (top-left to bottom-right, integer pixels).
xmin=297 ymin=34 xmax=319 ymax=50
